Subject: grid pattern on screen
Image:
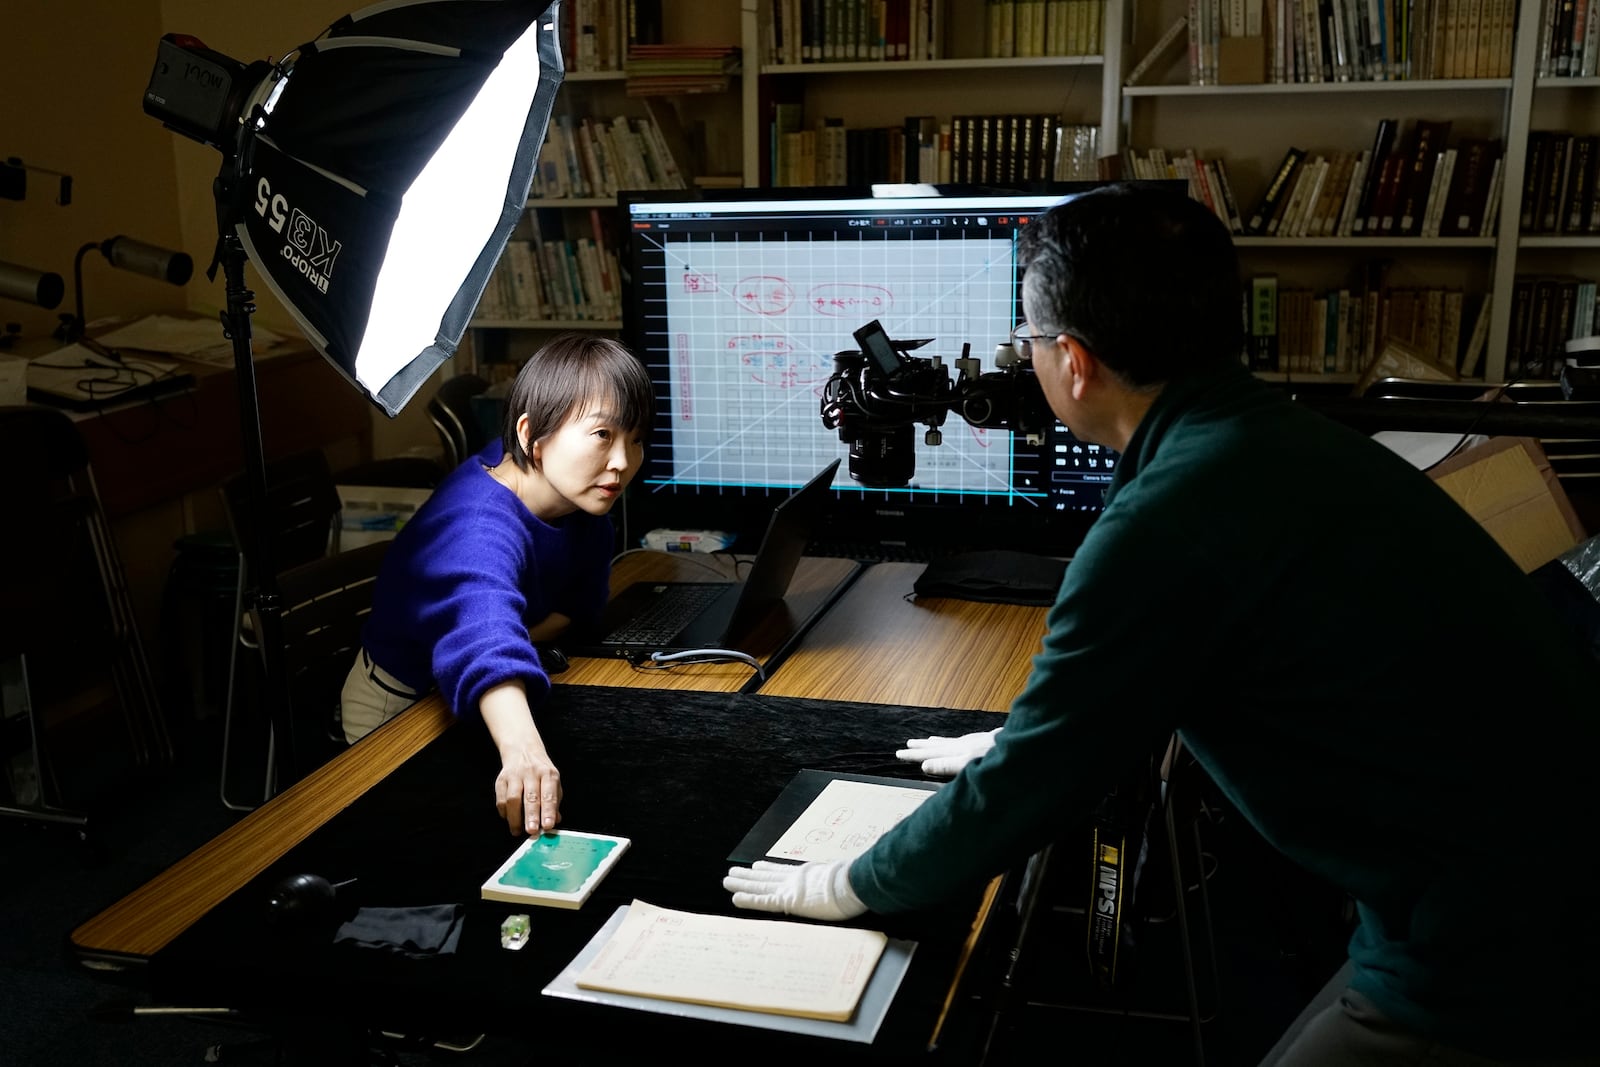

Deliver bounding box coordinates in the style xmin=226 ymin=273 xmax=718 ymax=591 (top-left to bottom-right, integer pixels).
xmin=632 ymin=223 xmax=1037 ymax=504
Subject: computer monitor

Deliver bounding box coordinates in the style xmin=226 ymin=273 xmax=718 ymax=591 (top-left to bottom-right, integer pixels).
xmin=619 ymin=182 xmax=1126 ymax=557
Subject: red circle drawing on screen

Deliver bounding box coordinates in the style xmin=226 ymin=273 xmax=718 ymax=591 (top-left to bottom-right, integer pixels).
xmin=733 ymin=276 xmax=794 ymax=315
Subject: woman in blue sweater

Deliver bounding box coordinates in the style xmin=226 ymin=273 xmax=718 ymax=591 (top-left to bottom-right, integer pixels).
xmin=341 ymin=334 xmax=652 ymax=837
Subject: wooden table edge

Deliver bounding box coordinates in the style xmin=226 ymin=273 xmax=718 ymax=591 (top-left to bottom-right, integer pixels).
xmin=69 ymin=697 xmax=454 ymax=965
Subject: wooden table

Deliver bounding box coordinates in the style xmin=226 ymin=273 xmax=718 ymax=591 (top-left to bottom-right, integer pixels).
xmin=68 ymin=552 xmax=1054 ymax=1056
xmin=762 ymin=562 xmax=1049 ymax=711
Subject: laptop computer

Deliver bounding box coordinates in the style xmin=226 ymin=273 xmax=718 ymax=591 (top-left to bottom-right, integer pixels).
xmin=571 ymin=459 xmax=842 ymax=659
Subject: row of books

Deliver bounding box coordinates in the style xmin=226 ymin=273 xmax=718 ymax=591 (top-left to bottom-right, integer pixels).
xmin=1535 ymin=0 xmax=1600 ymax=77
xmin=531 ymin=113 xmax=687 ymax=200
xmin=1183 ymin=0 xmax=1515 ymax=84
xmin=772 ymin=114 xmax=1099 ymax=185
xmin=761 ymin=0 xmax=947 ymax=62
xmin=1518 ymin=131 xmax=1600 ymax=235
xmin=561 ymin=0 xmax=663 ymax=72
xmin=1117 ymin=147 xmax=1245 ymax=233
xmin=769 ymin=103 xmax=1098 ymax=184
xmin=1246 ymin=272 xmax=1491 ymax=378
xmin=479 ymin=211 xmax=621 ymax=325
xmin=624 ymin=44 xmax=742 ymax=96
xmin=1507 ymin=274 xmax=1600 ymax=380
xmin=1246 ymin=120 xmax=1504 ymax=238
xmin=983 ymin=0 xmax=1105 ymax=57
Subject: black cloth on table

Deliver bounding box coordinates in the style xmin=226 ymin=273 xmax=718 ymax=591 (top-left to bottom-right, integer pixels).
xmin=151 ymin=687 xmax=1004 ymax=1061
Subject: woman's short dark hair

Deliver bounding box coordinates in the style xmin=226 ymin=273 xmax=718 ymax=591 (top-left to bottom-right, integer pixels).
xmin=1018 ymin=183 xmax=1242 ymax=388
xmin=500 ymin=334 xmax=654 ymax=469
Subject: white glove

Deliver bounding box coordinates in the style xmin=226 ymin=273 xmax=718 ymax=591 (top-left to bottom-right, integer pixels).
xmin=722 ymin=860 xmax=867 ymax=922
xmin=896 ymin=727 xmax=1001 ymax=777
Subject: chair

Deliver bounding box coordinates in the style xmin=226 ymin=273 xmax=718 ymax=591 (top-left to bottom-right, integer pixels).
xmin=219 ymin=451 xmax=440 ymax=808
xmin=268 ymin=541 xmax=392 ymax=777
xmin=218 ymin=450 xmax=343 ymax=810
xmin=0 ymin=406 xmax=168 ymax=832
xmin=426 ymin=373 xmax=491 ymax=470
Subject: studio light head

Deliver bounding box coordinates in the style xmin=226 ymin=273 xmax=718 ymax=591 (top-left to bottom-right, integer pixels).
xmin=0 ymin=260 xmax=65 ymax=310
xmin=58 ymin=236 xmax=193 ymax=341
xmin=143 ymin=34 xmax=276 ymax=153
xmin=141 ymin=2 xmax=563 ymax=417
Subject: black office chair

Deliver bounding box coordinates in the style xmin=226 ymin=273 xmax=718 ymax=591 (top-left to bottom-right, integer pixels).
xmin=218 ymin=450 xmax=343 ymax=810
xmin=269 ymin=540 xmax=392 ymax=778
xmin=426 ymin=373 xmax=491 ymax=470
xmin=219 ymin=451 xmax=442 ymax=807
xmin=0 ymin=406 xmax=168 ymax=831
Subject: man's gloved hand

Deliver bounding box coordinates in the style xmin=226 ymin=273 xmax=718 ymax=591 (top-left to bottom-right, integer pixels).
xmin=722 ymin=860 xmax=867 ymax=922
xmin=896 ymin=727 xmax=1001 ymax=776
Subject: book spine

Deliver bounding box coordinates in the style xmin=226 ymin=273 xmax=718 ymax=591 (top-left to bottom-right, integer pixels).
xmin=1247 ymin=146 xmax=1307 ymax=233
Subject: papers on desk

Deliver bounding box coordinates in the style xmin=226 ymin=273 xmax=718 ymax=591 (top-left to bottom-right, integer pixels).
xmin=543 ymin=900 xmax=913 ymax=1041
xmin=765 ymin=778 xmax=937 ymax=864
xmin=27 ymin=344 xmax=185 ymax=409
xmin=727 ymin=770 xmax=942 ymax=866
xmin=95 ymin=314 xmax=288 ymax=365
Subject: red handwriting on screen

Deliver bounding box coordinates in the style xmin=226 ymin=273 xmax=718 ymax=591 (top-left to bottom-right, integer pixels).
xmin=683 ymin=272 xmax=717 ymax=293
xmin=730 ymin=336 xmax=828 ymax=389
xmin=676 ymin=333 xmax=694 ymax=421
xmin=808 ymin=284 xmax=892 ymax=317
xmin=733 ymin=276 xmax=795 ymax=315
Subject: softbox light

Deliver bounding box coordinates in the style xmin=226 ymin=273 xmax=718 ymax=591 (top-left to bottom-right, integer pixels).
xmin=142 ymin=0 xmax=562 ymax=793
xmin=146 ymin=0 xmax=563 ymax=416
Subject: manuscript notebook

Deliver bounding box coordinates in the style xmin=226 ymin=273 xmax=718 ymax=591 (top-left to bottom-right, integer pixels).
xmin=574 ymin=900 xmax=887 ymax=1022
xmin=480 ymin=829 xmax=630 ymax=909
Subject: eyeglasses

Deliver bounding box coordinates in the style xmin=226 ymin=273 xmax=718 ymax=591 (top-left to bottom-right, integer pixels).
xmin=1008 ymin=323 xmax=1052 ymax=361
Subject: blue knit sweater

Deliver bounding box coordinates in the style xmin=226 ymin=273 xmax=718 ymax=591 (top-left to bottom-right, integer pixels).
xmin=362 ymin=441 xmax=613 ymax=718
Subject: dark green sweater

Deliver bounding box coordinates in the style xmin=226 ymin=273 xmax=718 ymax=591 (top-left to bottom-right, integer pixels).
xmin=850 ymin=362 xmax=1600 ymax=1055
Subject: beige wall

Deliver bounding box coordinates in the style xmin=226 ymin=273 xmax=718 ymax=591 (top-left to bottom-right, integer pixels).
xmin=1 ymin=0 xmax=451 ymax=458
xmin=2 ymin=2 xmax=185 ymax=340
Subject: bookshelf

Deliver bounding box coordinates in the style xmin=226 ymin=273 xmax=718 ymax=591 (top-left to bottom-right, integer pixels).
xmin=467 ymin=2 xmax=743 ymax=380
xmin=740 ymin=1 xmax=1126 ymax=185
xmin=469 ymin=0 xmax=1600 ymax=385
xmin=1114 ymin=0 xmax=1593 ymax=384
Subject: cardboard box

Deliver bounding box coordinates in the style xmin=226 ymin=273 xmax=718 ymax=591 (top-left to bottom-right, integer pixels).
xmin=1427 ymin=436 xmax=1587 ymax=573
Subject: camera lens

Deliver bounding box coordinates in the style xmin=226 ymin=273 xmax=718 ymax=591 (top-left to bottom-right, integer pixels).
xmin=848 ymin=425 xmax=915 ymax=488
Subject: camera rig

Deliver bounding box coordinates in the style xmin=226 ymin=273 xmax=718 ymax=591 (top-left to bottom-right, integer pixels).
xmin=820 ymin=319 xmax=1052 ymax=488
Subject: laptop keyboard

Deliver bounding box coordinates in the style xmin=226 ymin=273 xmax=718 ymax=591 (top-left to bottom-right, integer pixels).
xmin=604 ymin=583 xmax=728 ymax=645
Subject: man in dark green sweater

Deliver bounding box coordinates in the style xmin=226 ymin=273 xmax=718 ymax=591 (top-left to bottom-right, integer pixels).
xmin=724 ymin=184 xmax=1600 ymax=1064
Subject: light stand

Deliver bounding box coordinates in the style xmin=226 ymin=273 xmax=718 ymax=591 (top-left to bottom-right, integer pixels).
xmin=210 ymin=143 xmax=297 ymax=788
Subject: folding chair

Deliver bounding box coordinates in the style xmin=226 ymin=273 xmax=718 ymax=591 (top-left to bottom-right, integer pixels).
xmin=0 ymin=405 xmax=168 ymax=822
xmin=218 ymin=450 xmax=342 ymax=810
xmin=426 ymin=373 xmax=491 ymax=470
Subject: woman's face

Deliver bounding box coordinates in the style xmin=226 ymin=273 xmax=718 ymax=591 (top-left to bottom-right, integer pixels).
xmin=525 ymin=401 xmax=644 ymax=519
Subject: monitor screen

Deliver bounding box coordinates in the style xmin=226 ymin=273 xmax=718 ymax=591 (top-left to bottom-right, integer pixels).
xmin=619 ymin=183 xmax=1124 ymax=557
